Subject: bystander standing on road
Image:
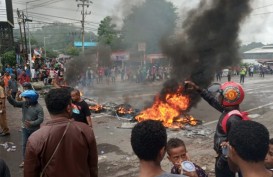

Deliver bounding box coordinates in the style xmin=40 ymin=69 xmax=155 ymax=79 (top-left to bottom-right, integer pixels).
xmin=228 ymin=121 xmax=273 ymax=177
xmin=71 ymin=89 xmax=93 ymax=127
xmin=24 ymin=88 xmax=98 ymax=177
xmin=3 ymin=72 xmax=11 ymax=93
xmin=227 ymin=68 xmax=232 ymax=82
xmin=240 ymin=67 xmax=246 ymax=84
xmin=8 ymin=74 xmax=18 ymax=99
xmin=7 ymin=90 xmax=44 ymax=168
xmin=0 ymin=80 xmax=9 ymax=136
xmin=216 ymin=70 xmax=222 ymax=82
xmin=131 ymin=120 xmax=185 ymax=177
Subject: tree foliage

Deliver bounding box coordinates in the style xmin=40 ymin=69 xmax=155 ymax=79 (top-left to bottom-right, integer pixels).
xmin=30 ymin=23 xmax=97 ymax=51
xmin=121 ymin=0 xmax=178 ymax=54
xmin=46 ymin=49 xmax=58 ymax=58
xmin=66 ymin=46 xmax=80 ymax=56
xmin=98 ymin=16 xmax=120 ymax=49
xmin=1 ymin=50 xmax=16 ymax=67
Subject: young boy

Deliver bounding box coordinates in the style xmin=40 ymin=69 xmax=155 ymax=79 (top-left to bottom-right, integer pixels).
xmin=166 ymin=138 xmax=208 ymax=177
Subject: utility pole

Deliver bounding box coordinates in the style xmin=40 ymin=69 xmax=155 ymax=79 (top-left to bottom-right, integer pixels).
xmin=22 ymin=11 xmax=28 ymax=55
xmin=17 ymin=9 xmax=29 ymax=62
xmin=76 ymin=0 xmax=92 ymax=53
xmin=17 ymin=9 xmax=24 ymax=54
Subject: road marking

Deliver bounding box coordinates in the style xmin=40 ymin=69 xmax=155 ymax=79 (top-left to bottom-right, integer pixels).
xmin=245 ymin=85 xmax=273 ymax=91
xmin=203 ymin=102 xmax=273 ymax=126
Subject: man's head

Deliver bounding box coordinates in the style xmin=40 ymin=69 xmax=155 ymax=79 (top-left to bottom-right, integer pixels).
xmin=71 ymin=89 xmax=81 ymax=102
xmin=131 ymin=120 xmax=167 ymax=162
xmin=166 ymin=138 xmax=188 ymax=166
xmin=10 ymin=74 xmax=15 ymax=80
xmin=228 ymin=121 xmax=269 ymax=165
xmin=265 ymin=138 xmax=273 ymax=169
xmin=22 ymin=82 xmax=33 ymax=90
xmin=45 ymin=88 xmax=72 ymax=115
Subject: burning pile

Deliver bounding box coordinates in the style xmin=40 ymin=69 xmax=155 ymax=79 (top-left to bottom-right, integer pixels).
xmin=135 ymin=83 xmax=200 ymax=128
xmin=89 ymin=104 xmax=104 ymax=113
xmin=116 ymin=104 xmax=134 ymax=116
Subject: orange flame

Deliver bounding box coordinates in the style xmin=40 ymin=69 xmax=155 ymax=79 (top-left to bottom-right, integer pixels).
xmin=89 ymin=104 xmax=103 ymax=112
xmin=117 ymin=106 xmax=133 ymax=115
xmin=135 ymin=86 xmax=198 ymax=128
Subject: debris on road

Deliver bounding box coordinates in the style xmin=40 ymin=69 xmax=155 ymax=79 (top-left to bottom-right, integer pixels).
xmin=0 ymin=142 xmax=16 ymax=152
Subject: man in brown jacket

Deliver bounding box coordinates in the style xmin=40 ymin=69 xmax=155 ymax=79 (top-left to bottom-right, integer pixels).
xmin=24 ymin=88 xmax=98 ymax=177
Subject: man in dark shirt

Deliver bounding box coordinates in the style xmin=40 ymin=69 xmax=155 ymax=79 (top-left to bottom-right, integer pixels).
xmin=71 ymin=89 xmax=92 ymax=127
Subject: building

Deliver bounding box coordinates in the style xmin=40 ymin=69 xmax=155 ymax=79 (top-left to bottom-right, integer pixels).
xmin=0 ymin=0 xmax=14 ymax=53
xmin=243 ymin=45 xmax=273 ymax=65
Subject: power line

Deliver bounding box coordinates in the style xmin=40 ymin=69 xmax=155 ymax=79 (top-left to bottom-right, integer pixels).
xmin=252 ymin=11 xmax=273 ymax=16
xmin=253 ymin=3 xmax=273 ymax=10
xmin=25 ymin=11 xmax=99 ymax=25
xmin=26 ymin=0 xmax=64 ymax=10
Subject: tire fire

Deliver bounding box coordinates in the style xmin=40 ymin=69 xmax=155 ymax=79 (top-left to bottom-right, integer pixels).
xmin=135 ymin=85 xmax=199 ymax=128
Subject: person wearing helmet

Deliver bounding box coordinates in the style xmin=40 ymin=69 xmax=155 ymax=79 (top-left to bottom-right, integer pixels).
xmin=6 ymin=89 xmax=44 ymax=168
xmin=185 ymin=81 xmax=245 ymax=177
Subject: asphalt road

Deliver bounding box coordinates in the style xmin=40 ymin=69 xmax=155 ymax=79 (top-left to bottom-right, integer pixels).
xmin=1 ymin=74 xmax=273 ymax=177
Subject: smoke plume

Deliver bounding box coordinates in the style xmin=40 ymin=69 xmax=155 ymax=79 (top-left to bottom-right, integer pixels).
xmin=161 ymin=0 xmax=252 ymax=106
xmin=65 ymin=49 xmax=97 ymax=86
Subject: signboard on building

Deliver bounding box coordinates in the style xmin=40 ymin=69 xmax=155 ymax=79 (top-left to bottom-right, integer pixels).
xmin=0 ymin=0 xmax=14 ymax=26
xmin=111 ymin=51 xmax=130 ymax=61
xmin=74 ymin=41 xmax=97 ymax=47
xmin=138 ymin=42 xmax=146 ymax=52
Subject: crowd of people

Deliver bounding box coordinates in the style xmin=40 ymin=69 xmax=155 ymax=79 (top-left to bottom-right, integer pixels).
xmin=76 ymin=65 xmax=172 ymax=88
xmin=215 ymin=64 xmax=273 ymax=84
xmin=0 ymin=61 xmax=273 ymax=177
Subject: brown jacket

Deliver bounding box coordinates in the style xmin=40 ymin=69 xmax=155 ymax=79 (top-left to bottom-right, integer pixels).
xmin=24 ymin=117 xmax=98 ymax=177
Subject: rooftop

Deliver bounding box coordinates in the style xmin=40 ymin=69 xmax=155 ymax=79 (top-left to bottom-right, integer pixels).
xmin=244 ymin=45 xmax=273 ymax=54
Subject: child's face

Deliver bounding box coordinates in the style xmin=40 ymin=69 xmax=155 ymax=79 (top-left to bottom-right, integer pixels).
xmin=167 ymin=146 xmax=188 ymax=166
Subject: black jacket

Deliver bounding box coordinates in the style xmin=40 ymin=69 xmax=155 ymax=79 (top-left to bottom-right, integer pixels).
xmin=200 ymin=89 xmax=242 ymax=153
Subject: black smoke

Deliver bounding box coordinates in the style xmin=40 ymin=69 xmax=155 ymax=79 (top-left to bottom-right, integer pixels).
xmin=65 ymin=49 xmax=97 ymax=86
xmin=161 ymin=0 xmax=252 ymax=106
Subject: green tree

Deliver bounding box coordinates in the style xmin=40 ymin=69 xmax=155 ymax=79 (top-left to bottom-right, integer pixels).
xmin=31 ymin=23 xmax=82 ymax=51
xmin=46 ymin=49 xmax=58 ymax=58
xmin=98 ymin=16 xmax=119 ymax=48
xmin=121 ymin=0 xmax=177 ymax=54
xmin=66 ymin=46 xmax=80 ymax=56
xmin=1 ymin=50 xmax=16 ymax=67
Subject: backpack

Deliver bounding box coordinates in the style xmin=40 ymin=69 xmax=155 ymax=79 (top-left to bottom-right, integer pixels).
xmin=222 ymin=110 xmax=250 ymax=134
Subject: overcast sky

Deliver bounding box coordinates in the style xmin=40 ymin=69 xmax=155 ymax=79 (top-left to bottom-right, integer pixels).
xmin=11 ymin=0 xmax=273 ymax=45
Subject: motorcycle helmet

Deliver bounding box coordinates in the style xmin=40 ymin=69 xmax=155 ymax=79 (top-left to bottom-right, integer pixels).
xmin=21 ymin=90 xmax=39 ymax=104
xmin=220 ymin=81 xmax=244 ymax=106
